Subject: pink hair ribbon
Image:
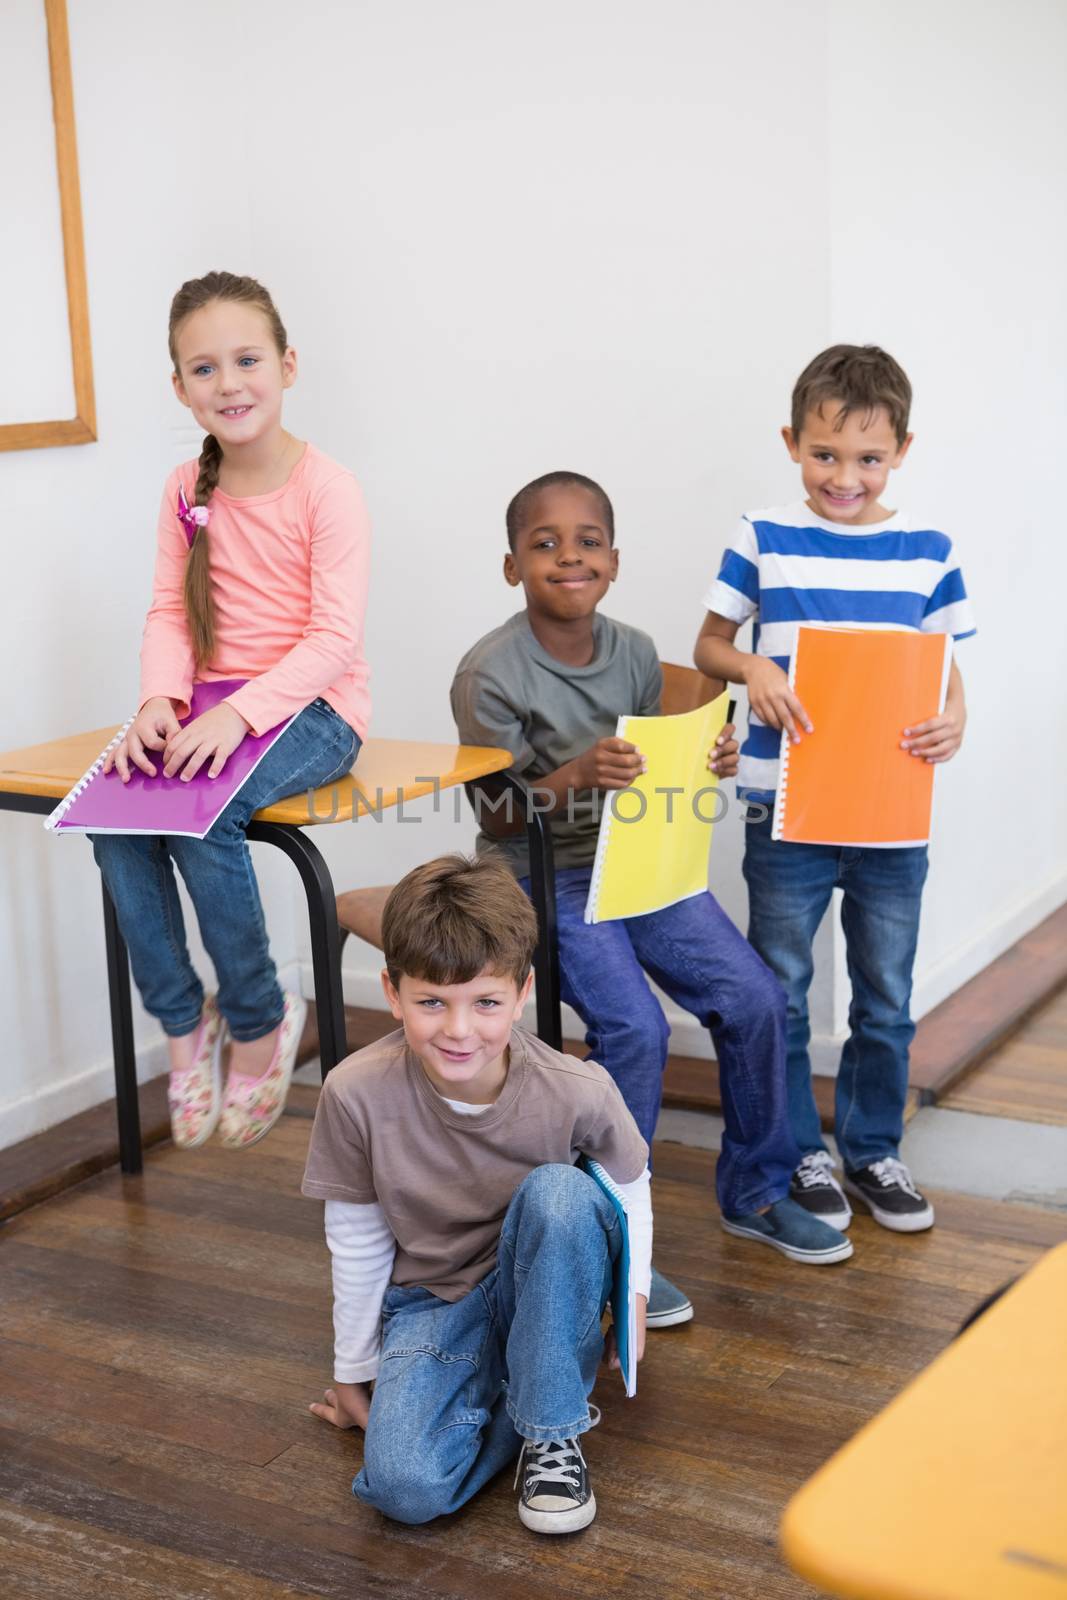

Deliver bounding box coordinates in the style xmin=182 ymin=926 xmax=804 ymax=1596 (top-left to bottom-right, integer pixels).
xmin=177 ymin=486 xmax=211 ymax=548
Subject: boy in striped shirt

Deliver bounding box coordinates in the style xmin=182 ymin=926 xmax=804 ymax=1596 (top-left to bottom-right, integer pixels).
xmin=695 ymin=345 xmax=976 ymax=1236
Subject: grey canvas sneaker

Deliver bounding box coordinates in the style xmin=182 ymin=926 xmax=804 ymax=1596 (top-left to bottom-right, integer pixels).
xmin=721 ymin=1197 xmax=853 ymax=1264
xmin=646 ymin=1267 xmax=694 ymax=1328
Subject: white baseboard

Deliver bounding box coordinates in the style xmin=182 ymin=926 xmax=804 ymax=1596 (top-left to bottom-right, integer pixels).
xmin=0 ymin=959 xmax=304 ymax=1152
xmin=300 ymin=959 xmax=844 ymax=1077
xmin=0 ymin=1038 xmax=171 ymax=1150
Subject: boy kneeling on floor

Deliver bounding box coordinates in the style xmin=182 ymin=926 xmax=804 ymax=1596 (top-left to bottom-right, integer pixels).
xmin=304 ymin=853 xmax=652 ymax=1532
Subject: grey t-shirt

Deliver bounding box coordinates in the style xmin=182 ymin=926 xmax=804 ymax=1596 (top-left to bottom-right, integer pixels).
xmin=450 ymin=610 xmax=662 ymax=876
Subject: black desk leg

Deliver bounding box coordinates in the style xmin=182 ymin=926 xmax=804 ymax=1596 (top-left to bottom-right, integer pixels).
xmin=247 ymin=822 xmax=348 ymax=1081
xmin=499 ymin=774 xmax=562 ymax=1050
xmin=528 ymin=834 xmax=562 ymax=1049
xmin=101 ymin=881 xmax=143 ymax=1175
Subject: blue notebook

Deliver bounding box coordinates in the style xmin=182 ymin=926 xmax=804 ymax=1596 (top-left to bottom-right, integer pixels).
xmin=579 ymin=1155 xmax=637 ymax=1397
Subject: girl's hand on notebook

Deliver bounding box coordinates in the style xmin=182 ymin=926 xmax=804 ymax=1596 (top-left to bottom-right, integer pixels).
xmin=576 ymin=737 xmax=647 ymax=790
xmin=743 ymin=658 xmax=813 ymax=744
xmin=309 ymin=1381 xmax=371 ymax=1431
xmin=708 ymin=724 xmax=739 ymax=778
xmin=162 ymin=702 xmax=251 ymax=781
xmin=104 ymin=697 xmax=182 ymax=782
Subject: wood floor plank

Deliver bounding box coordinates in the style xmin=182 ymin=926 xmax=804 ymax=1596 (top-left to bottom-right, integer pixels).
xmin=0 ymin=1500 xmax=318 ymax=1600
xmin=940 ymin=980 xmax=1067 ymax=1123
xmin=0 ymin=1338 xmax=302 ymax=1468
xmin=13 ymin=1187 xmax=333 ymax=1311
xmin=0 ymin=1075 xmax=171 ymax=1225
xmin=0 ymin=1246 xmax=329 ymax=1412
xmin=0 ymin=1429 xmax=487 ymax=1600
xmin=908 ymin=903 xmax=1067 ymax=1095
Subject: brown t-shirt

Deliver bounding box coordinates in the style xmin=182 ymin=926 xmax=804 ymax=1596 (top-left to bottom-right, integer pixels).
xmin=301 ymin=1025 xmax=649 ymax=1301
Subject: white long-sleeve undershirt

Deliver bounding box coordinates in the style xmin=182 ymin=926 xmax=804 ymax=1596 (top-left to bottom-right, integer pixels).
xmin=324 ymin=1096 xmax=653 ymax=1383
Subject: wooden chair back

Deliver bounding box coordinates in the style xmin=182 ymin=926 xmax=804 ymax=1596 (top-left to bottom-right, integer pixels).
xmin=660 ymin=661 xmax=720 ymax=717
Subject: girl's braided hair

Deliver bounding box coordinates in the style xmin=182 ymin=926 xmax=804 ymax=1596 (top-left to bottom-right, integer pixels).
xmin=167 ymin=271 xmax=288 ymax=666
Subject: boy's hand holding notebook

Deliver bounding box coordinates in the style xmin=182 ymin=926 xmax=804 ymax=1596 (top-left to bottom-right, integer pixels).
xmin=584 ymin=690 xmax=733 ymax=924
xmin=773 ymin=626 xmax=952 ymax=848
xmin=574 ymin=736 xmax=648 ymax=789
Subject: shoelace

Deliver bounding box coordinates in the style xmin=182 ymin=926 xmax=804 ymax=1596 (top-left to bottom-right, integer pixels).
xmin=514 ymin=1405 xmax=599 ymax=1491
xmin=795 ymin=1152 xmax=836 ymax=1189
xmin=868 ymin=1157 xmax=922 ymax=1199
xmin=517 ymin=1440 xmax=585 ymax=1492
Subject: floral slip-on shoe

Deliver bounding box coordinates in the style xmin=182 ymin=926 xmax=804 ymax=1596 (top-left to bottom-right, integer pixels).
xmin=167 ymin=995 xmax=224 ymax=1150
xmin=218 ymin=991 xmax=308 ymax=1149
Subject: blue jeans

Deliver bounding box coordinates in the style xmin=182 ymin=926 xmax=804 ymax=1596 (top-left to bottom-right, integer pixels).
xmin=91 ymin=698 xmax=360 ymax=1042
xmin=354 ymin=1164 xmax=618 ymax=1524
xmin=743 ymin=808 xmax=929 ymax=1169
xmin=522 ymin=867 xmax=797 ymax=1218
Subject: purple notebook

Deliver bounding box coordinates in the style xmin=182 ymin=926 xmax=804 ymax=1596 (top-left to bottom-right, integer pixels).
xmin=46 ymin=680 xmax=296 ymax=839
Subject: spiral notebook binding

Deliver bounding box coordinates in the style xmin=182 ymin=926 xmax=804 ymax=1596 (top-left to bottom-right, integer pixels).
xmin=44 ymin=717 xmax=135 ymax=832
xmin=580 ymin=1156 xmax=630 ymax=1211
xmin=770 ymin=646 xmax=802 ymax=843
xmin=582 ymin=714 xmax=626 ymax=923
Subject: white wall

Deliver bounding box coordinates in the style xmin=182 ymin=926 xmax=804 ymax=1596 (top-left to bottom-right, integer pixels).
xmin=1 ymin=0 xmax=1064 ymax=1145
xmin=827 ymin=0 xmax=1067 ymax=1020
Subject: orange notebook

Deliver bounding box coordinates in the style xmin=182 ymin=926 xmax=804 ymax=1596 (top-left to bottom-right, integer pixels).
xmin=773 ymin=626 xmax=952 ymax=847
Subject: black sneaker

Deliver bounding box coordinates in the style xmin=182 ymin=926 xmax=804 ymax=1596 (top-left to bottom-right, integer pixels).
xmin=515 ymin=1432 xmax=596 ymax=1533
xmin=844 ymin=1158 xmax=934 ymax=1232
xmin=790 ymin=1151 xmax=853 ymax=1230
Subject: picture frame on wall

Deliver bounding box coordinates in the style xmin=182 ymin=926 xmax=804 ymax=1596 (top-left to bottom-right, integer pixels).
xmin=1 ymin=0 xmax=96 ymax=452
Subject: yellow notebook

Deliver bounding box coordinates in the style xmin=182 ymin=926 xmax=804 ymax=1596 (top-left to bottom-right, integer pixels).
xmin=584 ymin=692 xmax=731 ymax=924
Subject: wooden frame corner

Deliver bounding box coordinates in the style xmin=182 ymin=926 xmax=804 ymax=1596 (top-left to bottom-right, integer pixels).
xmin=1 ymin=0 xmax=96 ymax=453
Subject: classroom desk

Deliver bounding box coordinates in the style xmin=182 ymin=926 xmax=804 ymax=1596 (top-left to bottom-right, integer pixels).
xmin=0 ymin=728 xmax=553 ymax=1175
xmin=780 ymin=1241 xmax=1067 ymax=1600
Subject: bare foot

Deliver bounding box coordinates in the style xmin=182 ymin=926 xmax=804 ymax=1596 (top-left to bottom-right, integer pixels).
xmin=228 ymin=1026 xmax=280 ymax=1080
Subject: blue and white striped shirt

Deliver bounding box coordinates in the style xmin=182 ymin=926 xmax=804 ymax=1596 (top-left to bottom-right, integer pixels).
xmin=703 ymin=503 xmax=977 ymax=799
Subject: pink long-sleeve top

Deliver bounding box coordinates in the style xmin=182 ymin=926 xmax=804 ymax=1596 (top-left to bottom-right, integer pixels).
xmin=140 ymin=444 xmax=371 ymax=739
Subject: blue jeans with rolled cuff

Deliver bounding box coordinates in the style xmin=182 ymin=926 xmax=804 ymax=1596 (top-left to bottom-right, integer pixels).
xmin=91 ymin=697 xmax=360 ymax=1043
xmin=353 ymin=1164 xmax=618 ymax=1525
xmin=522 ymin=866 xmax=798 ymax=1218
xmin=742 ymin=806 xmax=929 ymax=1170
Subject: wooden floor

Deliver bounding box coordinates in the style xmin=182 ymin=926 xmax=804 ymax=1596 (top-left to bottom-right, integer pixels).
xmin=2 ymin=1112 xmax=1065 ymax=1600
xmin=941 ymin=982 xmax=1067 ymax=1125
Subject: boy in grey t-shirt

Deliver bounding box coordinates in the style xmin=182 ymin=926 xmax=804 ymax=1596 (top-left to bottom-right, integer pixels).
xmin=451 ymin=472 xmax=852 ymax=1316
